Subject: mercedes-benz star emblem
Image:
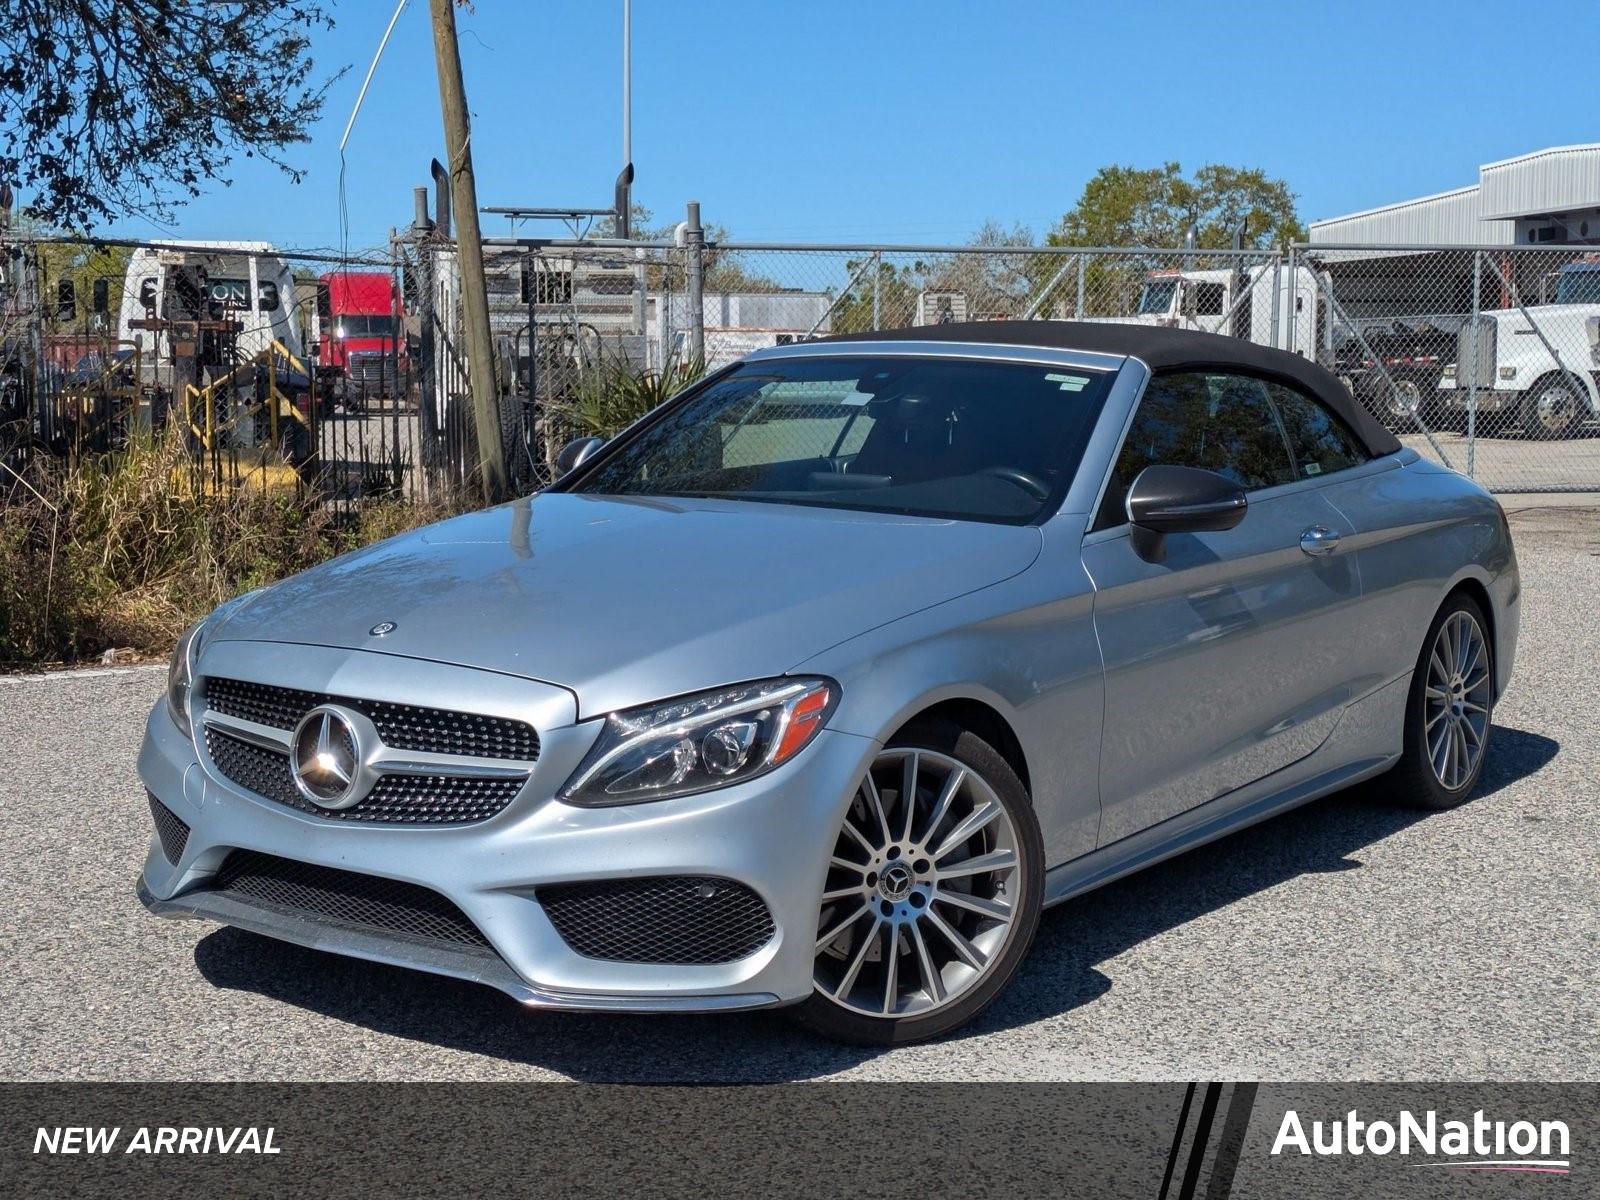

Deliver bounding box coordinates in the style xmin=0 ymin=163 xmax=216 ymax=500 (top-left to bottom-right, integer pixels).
xmin=369 ymin=621 xmax=397 ymax=637
xmin=879 ymin=862 xmax=914 ymax=902
xmin=290 ymin=706 xmax=363 ymax=809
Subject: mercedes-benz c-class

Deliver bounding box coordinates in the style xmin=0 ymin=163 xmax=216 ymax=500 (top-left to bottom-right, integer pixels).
xmin=138 ymin=321 xmax=1518 ymax=1044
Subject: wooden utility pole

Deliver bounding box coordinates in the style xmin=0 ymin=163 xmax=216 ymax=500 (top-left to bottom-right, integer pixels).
xmin=428 ymin=0 xmax=506 ymax=504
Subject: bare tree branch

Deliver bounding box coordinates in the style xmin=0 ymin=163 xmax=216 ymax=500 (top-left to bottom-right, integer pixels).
xmin=0 ymin=0 xmax=344 ymax=229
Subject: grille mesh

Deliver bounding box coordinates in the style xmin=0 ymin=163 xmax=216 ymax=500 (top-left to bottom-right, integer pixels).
xmin=211 ymin=850 xmax=490 ymax=950
xmin=147 ymin=793 xmax=190 ymax=865
xmin=539 ymin=877 xmax=776 ymax=965
xmin=204 ymin=676 xmax=539 ymax=761
xmin=204 ymin=728 xmax=525 ymax=824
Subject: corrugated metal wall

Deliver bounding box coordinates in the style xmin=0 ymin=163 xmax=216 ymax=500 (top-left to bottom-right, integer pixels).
xmin=1309 ymin=185 xmax=1511 ymax=247
xmin=1481 ymin=145 xmax=1600 ymax=219
xmin=1312 ymin=144 xmax=1600 ymax=248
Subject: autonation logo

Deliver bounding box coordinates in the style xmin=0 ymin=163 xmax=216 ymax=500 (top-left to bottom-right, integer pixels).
xmin=1272 ymin=1108 xmax=1571 ymax=1175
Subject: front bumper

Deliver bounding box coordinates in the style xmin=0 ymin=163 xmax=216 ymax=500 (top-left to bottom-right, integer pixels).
xmin=1444 ymin=387 xmax=1517 ymax=412
xmin=138 ymin=642 xmax=878 ymax=1012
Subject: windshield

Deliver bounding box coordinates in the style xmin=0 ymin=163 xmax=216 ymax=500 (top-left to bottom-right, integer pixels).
xmin=335 ymin=315 xmax=398 ymax=337
xmin=1554 ymin=268 xmax=1600 ymax=305
xmin=1138 ymin=279 xmax=1179 ymax=314
xmin=567 ymin=355 xmax=1115 ymax=524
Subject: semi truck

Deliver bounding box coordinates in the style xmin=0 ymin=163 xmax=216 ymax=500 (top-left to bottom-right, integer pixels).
xmin=1090 ymin=263 xmax=1326 ymax=353
xmin=314 ymin=271 xmax=405 ymax=409
xmin=1436 ymin=259 xmax=1600 ymax=438
xmin=116 ymin=241 xmax=302 ymax=372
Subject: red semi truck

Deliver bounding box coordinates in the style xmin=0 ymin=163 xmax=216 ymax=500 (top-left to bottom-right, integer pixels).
xmin=315 ymin=272 xmax=405 ymax=410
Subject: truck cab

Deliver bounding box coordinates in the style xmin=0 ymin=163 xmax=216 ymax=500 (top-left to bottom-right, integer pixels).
xmin=1108 ymin=265 xmax=1324 ymax=354
xmin=315 ymin=272 xmax=405 ymax=410
xmin=1438 ymin=259 xmax=1600 ymax=438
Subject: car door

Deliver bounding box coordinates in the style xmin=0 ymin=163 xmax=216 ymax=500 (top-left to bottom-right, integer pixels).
xmin=1080 ymin=370 xmax=1362 ymax=846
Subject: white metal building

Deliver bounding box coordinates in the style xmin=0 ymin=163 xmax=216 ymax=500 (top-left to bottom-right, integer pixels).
xmin=1310 ymin=145 xmax=1600 ymax=248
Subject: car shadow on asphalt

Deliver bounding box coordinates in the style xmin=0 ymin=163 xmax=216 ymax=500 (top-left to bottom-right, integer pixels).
xmin=192 ymin=724 xmax=1557 ymax=1081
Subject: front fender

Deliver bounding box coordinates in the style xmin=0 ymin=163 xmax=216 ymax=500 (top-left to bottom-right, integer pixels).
xmin=791 ymin=520 xmax=1104 ymax=868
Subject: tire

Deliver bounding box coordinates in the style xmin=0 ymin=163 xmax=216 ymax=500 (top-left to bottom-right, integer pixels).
xmin=1520 ymin=376 xmax=1582 ymax=440
xmin=1382 ymin=591 xmax=1494 ymax=810
xmin=790 ymin=717 xmax=1044 ymax=1045
xmin=1378 ymin=379 xmax=1424 ymax=432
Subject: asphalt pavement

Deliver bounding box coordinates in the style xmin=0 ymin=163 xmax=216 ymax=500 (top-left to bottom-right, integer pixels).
xmin=2 ymin=507 xmax=1595 ymax=1082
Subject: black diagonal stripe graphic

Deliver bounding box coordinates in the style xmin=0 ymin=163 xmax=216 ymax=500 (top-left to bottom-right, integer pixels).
xmin=1204 ymin=1082 xmax=1259 ymax=1199
xmin=1177 ymin=1082 xmax=1224 ymax=1200
xmin=1158 ymin=1082 xmax=1198 ymax=1200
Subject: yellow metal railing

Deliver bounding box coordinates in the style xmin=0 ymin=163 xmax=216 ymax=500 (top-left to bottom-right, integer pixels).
xmin=178 ymin=339 xmax=317 ymax=494
xmin=182 ymin=338 xmax=311 ymax=453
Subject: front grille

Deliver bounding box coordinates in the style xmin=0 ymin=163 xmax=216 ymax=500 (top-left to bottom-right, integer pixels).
xmin=348 ymin=353 xmax=398 ymax=387
xmin=539 ymin=876 xmax=776 ymax=965
xmin=204 ymin=676 xmax=539 ymax=762
xmin=210 ymin=850 xmax=490 ymax=951
xmin=204 ymin=728 xmax=525 ymax=824
xmin=147 ymin=793 xmax=190 ymax=864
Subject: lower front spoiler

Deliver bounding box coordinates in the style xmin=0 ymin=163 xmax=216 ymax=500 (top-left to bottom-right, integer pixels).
xmin=137 ymin=876 xmax=784 ymax=1015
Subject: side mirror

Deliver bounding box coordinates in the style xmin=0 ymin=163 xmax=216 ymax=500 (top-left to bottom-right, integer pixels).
xmin=555 ymin=435 xmax=605 ymax=476
xmin=92 ymin=278 xmax=109 ymax=315
xmin=1126 ymin=464 xmax=1247 ymax=562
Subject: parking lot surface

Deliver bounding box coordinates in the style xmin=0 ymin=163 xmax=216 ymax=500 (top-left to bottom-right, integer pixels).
xmin=2 ymin=507 xmax=1595 ymax=1083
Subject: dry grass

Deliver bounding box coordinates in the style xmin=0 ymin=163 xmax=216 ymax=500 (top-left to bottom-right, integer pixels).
xmin=1 ymin=432 xmax=459 ymax=666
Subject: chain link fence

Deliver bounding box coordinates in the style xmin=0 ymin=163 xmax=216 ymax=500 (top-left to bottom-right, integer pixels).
xmin=1 ymin=234 xmax=433 ymax=515
xmin=6 ymin=230 xmax=1598 ymax=511
xmin=683 ymin=241 xmax=1600 ymax=493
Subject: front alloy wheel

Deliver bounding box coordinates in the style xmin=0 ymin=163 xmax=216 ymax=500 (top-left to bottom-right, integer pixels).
xmin=794 ymin=721 xmax=1043 ymax=1044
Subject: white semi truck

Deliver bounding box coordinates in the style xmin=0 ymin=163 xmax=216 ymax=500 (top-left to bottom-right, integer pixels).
xmin=116 ymin=240 xmax=303 ymax=376
xmin=1086 ymin=263 xmax=1329 ymax=355
xmin=1436 ymin=260 xmax=1600 ymax=438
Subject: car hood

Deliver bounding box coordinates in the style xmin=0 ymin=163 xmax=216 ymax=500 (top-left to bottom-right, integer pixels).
xmin=211 ymin=493 xmax=1042 ymax=717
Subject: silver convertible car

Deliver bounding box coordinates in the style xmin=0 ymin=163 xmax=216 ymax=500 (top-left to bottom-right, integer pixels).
xmin=138 ymin=322 xmax=1518 ymax=1044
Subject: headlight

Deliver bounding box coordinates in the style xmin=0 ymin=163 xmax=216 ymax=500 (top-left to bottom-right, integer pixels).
xmin=164 ymin=589 xmax=262 ymax=737
xmin=165 ymin=620 xmax=205 ymax=737
xmin=560 ymin=677 xmax=837 ymax=807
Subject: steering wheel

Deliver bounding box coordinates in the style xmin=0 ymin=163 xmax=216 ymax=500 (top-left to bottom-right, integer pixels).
xmin=977 ymin=465 xmax=1052 ymax=501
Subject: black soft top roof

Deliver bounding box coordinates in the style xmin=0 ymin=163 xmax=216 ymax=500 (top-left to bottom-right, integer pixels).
xmin=816 ymin=319 xmax=1402 ymax=458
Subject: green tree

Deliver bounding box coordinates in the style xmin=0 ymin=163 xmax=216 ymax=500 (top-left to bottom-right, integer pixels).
xmin=831 ymin=257 xmax=929 ymax=334
xmin=1050 ymin=162 xmax=1305 ymax=250
xmin=37 ymin=239 xmax=133 ymax=325
xmin=0 ymin=0 xmax=340 ymax=229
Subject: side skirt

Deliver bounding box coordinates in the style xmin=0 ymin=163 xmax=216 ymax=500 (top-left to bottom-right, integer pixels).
xmin=1042 ymin=752 xmax=1398 ymax=910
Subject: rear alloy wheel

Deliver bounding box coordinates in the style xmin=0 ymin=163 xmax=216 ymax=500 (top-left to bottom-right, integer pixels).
xmin=1385 ymin=594 xmax=1494 ymax=809
xmin=793 ymin=721 xmax=1042 ymax=1044
xmin=1520 ymin=378 xmax=1581 ymax=439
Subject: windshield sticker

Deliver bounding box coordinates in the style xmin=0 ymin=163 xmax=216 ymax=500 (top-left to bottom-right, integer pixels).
xmin=839 ymin=389 xmax=875 ymax=406
xmin=1044 ymin=373 xmax=1091 ymax=392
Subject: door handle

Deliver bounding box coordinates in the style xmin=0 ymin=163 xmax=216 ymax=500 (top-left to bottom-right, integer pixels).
xmin=1299 ymin=525 xmax=1342 ymax=557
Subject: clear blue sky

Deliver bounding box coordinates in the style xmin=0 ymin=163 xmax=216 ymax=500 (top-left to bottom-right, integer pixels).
xmin=102 ymin=0 xmax=1600 ymax=251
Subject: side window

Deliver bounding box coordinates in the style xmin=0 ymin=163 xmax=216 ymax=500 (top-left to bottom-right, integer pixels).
xmin=1096 ymin=371 xmax=1296 ymax=528
xmin=1193 ymin=282 xmax=1226 ymax=316
xmin=257 ymin=281 xmax=281 ymax=313
xmin=1266 ymin=381 xmax=1368 ymax=479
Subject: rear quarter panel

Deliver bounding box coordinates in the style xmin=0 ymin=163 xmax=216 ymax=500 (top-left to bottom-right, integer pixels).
xmin=1321 ymin=455 xmax=1519 ymax=700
